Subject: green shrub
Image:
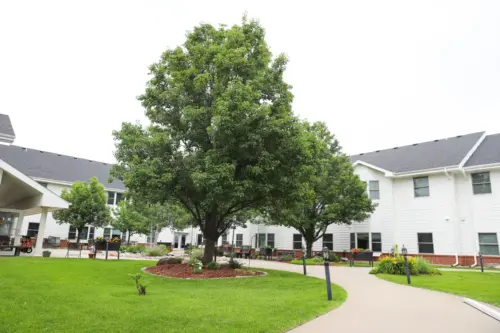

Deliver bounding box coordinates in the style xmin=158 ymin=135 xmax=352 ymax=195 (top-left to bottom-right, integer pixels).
xmin=227 ymin=258 xmax=243 ymax=269
xmin=144 ymin=246 xmax=168 ymax=257
xmin=328 ymin=253 xmax=340 ymax=262
xmin=278 ymin=254 xmax=294 ymax=261
xmin=370 ymin=256 xmax=440 ymax=275
xmin=206 ymin=261 xmax=220 ymax=270
xmin=192 ymin=260 xmax=203 ymax=274
xmin=313 ymin=257 xmax=324 ymax=263
xmin=190 ymin=249 xmax=203 ymax=262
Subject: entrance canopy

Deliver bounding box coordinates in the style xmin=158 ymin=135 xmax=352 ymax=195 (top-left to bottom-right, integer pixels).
xmin=0 ymin=158 xmax=68 ymax=215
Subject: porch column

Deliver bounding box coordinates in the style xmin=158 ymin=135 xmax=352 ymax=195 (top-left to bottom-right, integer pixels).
xmin=13 ymin=212 xmax=25 ymax=246
xmin=34 ymin=208 xmax=48 ymax=256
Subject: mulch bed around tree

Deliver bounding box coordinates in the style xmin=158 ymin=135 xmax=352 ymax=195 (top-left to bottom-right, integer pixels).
xmin=145 ymin=264 xmax=265 ymax=279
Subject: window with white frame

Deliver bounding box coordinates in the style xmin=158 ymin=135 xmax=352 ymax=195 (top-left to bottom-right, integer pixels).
xmin=323 ymin=233 xmax=333 ymax=250
xmin=371 ymin=233 xmax=382 ymax=252
xmin=115 ymin=192 xmax=124 ymax=204
xmin=103 ymin=227 xmax=111 ymax=239
xmin=236 ymin=234 xmax=243 ymax=247
xmin=107 ymin=192 xmax=115 ymax=205
xmin=413 ymin=177 xmax=429 ymax=197
xmin=221 ymin=233 xmax=228 ymax=244
xmin=369 ymin=180 xmax=380 ymax=199
xmin=267 ymin=234 xmax=275 ymax=248
xmin=197 ymin=234 xmax=203 ymax=245
xmin=68 ymin=226 xmax=77 ymax=240
xmin=472 ymin=172 xmax=492 ymax=194
xmin=417 ymin=233 xmax=434 ymax=253
xmin=256 ymin=233 xmax=266 ymax=248
xmin=478 ymin=233 xmax=499 ymax=256
xmin=26 ymin=223 xmax=39 ymax=238
xmin=293 ymin=234 xmax=302 ymax=250
xmin=350 ymin=233 xmax=355 ymax=249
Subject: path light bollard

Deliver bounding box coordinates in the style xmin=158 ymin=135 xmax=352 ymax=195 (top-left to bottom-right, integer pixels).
xmin=302 ymin=247 xmax=307 ymax=276
xmin=402 ymin=245 xmax=411 ymax=285
xmin=323 ymin=247 xmax=333 ymax=301
xmin=479 ymin=252 xmax=484 ymax=273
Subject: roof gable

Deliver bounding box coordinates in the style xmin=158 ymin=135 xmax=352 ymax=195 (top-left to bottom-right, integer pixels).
xmin=351 ymin=131 xmax=485 ymax=173
xmin=0 ymin=145 xmax=125 ymax=190
xmin=464 ymin=133 xmax=500 ymax=167
xmin=0 ymin=114 xmax=16 ymax=144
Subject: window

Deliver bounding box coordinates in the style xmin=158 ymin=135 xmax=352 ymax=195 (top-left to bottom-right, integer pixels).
xmin=256 ymin=233 xmax=266 ymax=248
xmin=89 ymin=227 xmax=95 ymax=240
xmin=417 ymin=233 xmax=434 ymax=253
xmin=103 ymin=227 xmax=111 ymax=239
xmin=371 ymin=233 xmax=382 ymax=252
xmin=478 ymin=233 xmax=499 ymax=256
xmin=26 ymin=223 xmax=39 ymax=237
xmin=107 ymin=191 xmax=115 ymax=205
xmin=236 ymin=234 xmax=243 ymax=247
xmin=323 ymin=234 xmax=333 ymax=250
xmin=413 ymin=177 xmax=429 ymax=197
xmin=293 ymin=234 xmax=302 ymax=250
xmin=197 ymin=234 xmax=203 ymax=245
xmin=472 ymin=172 xmax=492 ymax=194
xmin=267 ymin=233 xmax=275 ymax=248
xmin=111 ymin=229 xmax=122 ymax=239
xmin=369 ymin=180 xmax=380 ymax=199
xmin=116 ymin=192 xmax=124 ymax=204
xmin=357 ymin=233 xmax=369 ymax=249
xmin=350 ymin=233 xmax=355 ymax=249
xmin=81 ymin=227 xmax=89 ymax=240
xmin=68 ymin=226 xmax=77 ymax=240
xmin=221 ymin=233 xmax=228 ymax=244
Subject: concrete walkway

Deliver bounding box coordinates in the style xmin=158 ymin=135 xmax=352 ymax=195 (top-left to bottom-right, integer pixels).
xmin=242 ymin=260 xmax=499 ymax=333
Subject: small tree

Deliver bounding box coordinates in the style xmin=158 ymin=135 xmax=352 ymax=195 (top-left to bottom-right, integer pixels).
xmin=112 ymin=201 xmax=149 ymax=244
xmin=53 ymin=177 xmax=111 ymax=244
xmin=266 ymin=122 xmax=375 ymax=257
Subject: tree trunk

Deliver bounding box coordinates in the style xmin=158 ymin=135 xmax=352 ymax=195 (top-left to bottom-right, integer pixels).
xmin=127 ymin=230 xmax=131 ymax=245
xmin=203 ymin=238 xmax=216 ymax=264
xmin=76 ymin=226 xmax=84 ymax=245
xmin=306 ymin=242 xmax=313 ymax=259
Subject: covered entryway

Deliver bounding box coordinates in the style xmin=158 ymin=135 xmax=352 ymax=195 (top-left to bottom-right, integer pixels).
xmin=0 ymin=158 xmax=68 ymax=256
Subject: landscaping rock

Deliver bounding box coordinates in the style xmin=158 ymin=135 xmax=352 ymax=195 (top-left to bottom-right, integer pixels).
xmin=157 ymin=257 xmax=183 ymax=266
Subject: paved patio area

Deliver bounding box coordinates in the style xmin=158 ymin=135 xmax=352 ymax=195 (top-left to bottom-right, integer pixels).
xmin=242 ymin=259 xmax=499 ymax=333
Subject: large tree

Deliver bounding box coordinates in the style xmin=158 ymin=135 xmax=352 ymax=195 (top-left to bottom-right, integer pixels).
xmin=265 ymin=122 xmax=375 ymax=257
xmin=111 ymin=17 xmax=307 ymax=263
xmin=53 ymin=177 xmax=111 ymax=244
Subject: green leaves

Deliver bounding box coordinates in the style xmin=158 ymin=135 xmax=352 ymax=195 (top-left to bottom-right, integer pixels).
xmin=111 ymin=16 xmax=307 ymax=255
xmin=53 ymin=177 xmax=111 ymax=233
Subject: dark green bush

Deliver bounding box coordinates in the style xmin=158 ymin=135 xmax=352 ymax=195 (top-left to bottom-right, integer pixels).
xmin=370 ymin=256 xmax=440 ymax=275
xmin=206 ymin=261 xmax=220 ymax=270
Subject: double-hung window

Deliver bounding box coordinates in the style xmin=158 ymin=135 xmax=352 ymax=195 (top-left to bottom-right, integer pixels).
xmin=472 ymin=172 xmax=492 ymax=194
xmin=413 ymin=177 xmax=429 ymax=197
xmin=323 ymin=234 xmax=333 ymax=250
xmin=293 ymin=234 xmax=303 ymax=250
xmin=267 ymin=234 xmax=275 ymax=248
xmin=369 ymin=181 xmax=380 ymax=199
xmin=417 ymin=233 xmax=434 ymax=253
xmin=371 ymin=233 xmax=382 ymax=252
xmin=236 ymin=234 xmax=243 ymax=247
xmin=478 ymin=233 xmax=499 ymax=256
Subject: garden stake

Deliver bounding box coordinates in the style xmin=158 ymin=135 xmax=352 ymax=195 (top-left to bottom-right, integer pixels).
xmin=402 ymin=245 xmax=411 ymax=285
xmin=323 ymin=247 xmax=332 ymax=301
xmin=479 ymin=253 xmax=484 ymax=273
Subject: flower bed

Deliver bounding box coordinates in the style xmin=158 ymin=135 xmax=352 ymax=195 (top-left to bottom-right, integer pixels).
xmin=145 ymin=264 xmax=265 ymax=279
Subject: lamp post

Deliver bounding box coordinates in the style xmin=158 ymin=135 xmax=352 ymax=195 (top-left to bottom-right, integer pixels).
xmin=402 ymin=245 xmax=411 ymax=285
xmin=479 ymin=252 xmax=484 ymax=273
xmin=323 ymin=247 xmax=333 ymax=301
xmin=302 ymin=247 xmax=307 ymax=276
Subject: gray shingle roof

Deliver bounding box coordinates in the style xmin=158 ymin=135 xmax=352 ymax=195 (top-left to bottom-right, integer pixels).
xmin=464 ymin=134 xmax=500 ymax=167
xmin=350 ymin=131 xmax=485 ymax=173
xmin=0 ymin=145 xmax=125 ymax=190
xmin=0 ymin=114 xmax=15 ymax=139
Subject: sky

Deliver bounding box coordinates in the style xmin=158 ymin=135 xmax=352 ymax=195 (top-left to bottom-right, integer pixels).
xmin=1 ymin=0 xmax=500 ymax=163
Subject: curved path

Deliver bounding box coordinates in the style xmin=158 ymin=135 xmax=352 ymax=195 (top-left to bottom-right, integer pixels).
xmin=242 ymin=260 xmax=499 ymax=333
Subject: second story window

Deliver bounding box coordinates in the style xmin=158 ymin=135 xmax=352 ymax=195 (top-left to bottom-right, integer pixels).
xmin=369 ymin=180 xmax=380 ymax=199
xmin=107 ymin=191 xmax=116 ymax=205
xmin=472 ymin=172 xmax=491 ymax=194
xmin=413 ymin=176 xmax=429 ymax=197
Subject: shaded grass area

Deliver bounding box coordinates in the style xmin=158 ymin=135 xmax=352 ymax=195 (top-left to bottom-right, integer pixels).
xmin=0 ymin=257 xmax=346 ymax=333
xmin=377 ymin=271 xmax=500 ymax=306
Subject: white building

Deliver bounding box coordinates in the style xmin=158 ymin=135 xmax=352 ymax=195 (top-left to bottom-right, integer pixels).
xmin=1 ymin=113 xmax=499 ymax=264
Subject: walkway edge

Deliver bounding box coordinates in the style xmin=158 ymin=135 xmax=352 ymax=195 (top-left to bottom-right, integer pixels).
xmin=463 ymin=298 xmax=500 ymax=322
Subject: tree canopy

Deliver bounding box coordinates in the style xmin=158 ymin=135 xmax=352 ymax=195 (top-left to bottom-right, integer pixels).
xmin=111 ymin=17 xmax=308 ymax=262
xmin=53 ymin=177 xmax=111 ymax=243
xmin=265 ymin=122 xmax=374 ymax=257
xmin=112 ymin=201 xmax=148 ymax=244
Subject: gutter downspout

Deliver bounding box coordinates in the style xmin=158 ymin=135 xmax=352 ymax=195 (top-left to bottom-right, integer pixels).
xmin=452 ymin=253 xmax=459 ymax=267
xmin=470 ymin=253 xmax=478 ymax=268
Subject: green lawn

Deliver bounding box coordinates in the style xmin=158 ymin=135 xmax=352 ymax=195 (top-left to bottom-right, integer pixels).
xmin=0 ymin=258 xmax=346 ymax=333
xmin=434 ymin=265 xmax=500 ymax=271
xmin=376 ymin=271 xmax=500 ymax=306
xmin=289 ymin=259 xmax=372 ymax=268
xmin=290 ymin=258 xmax=324 ymax=265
